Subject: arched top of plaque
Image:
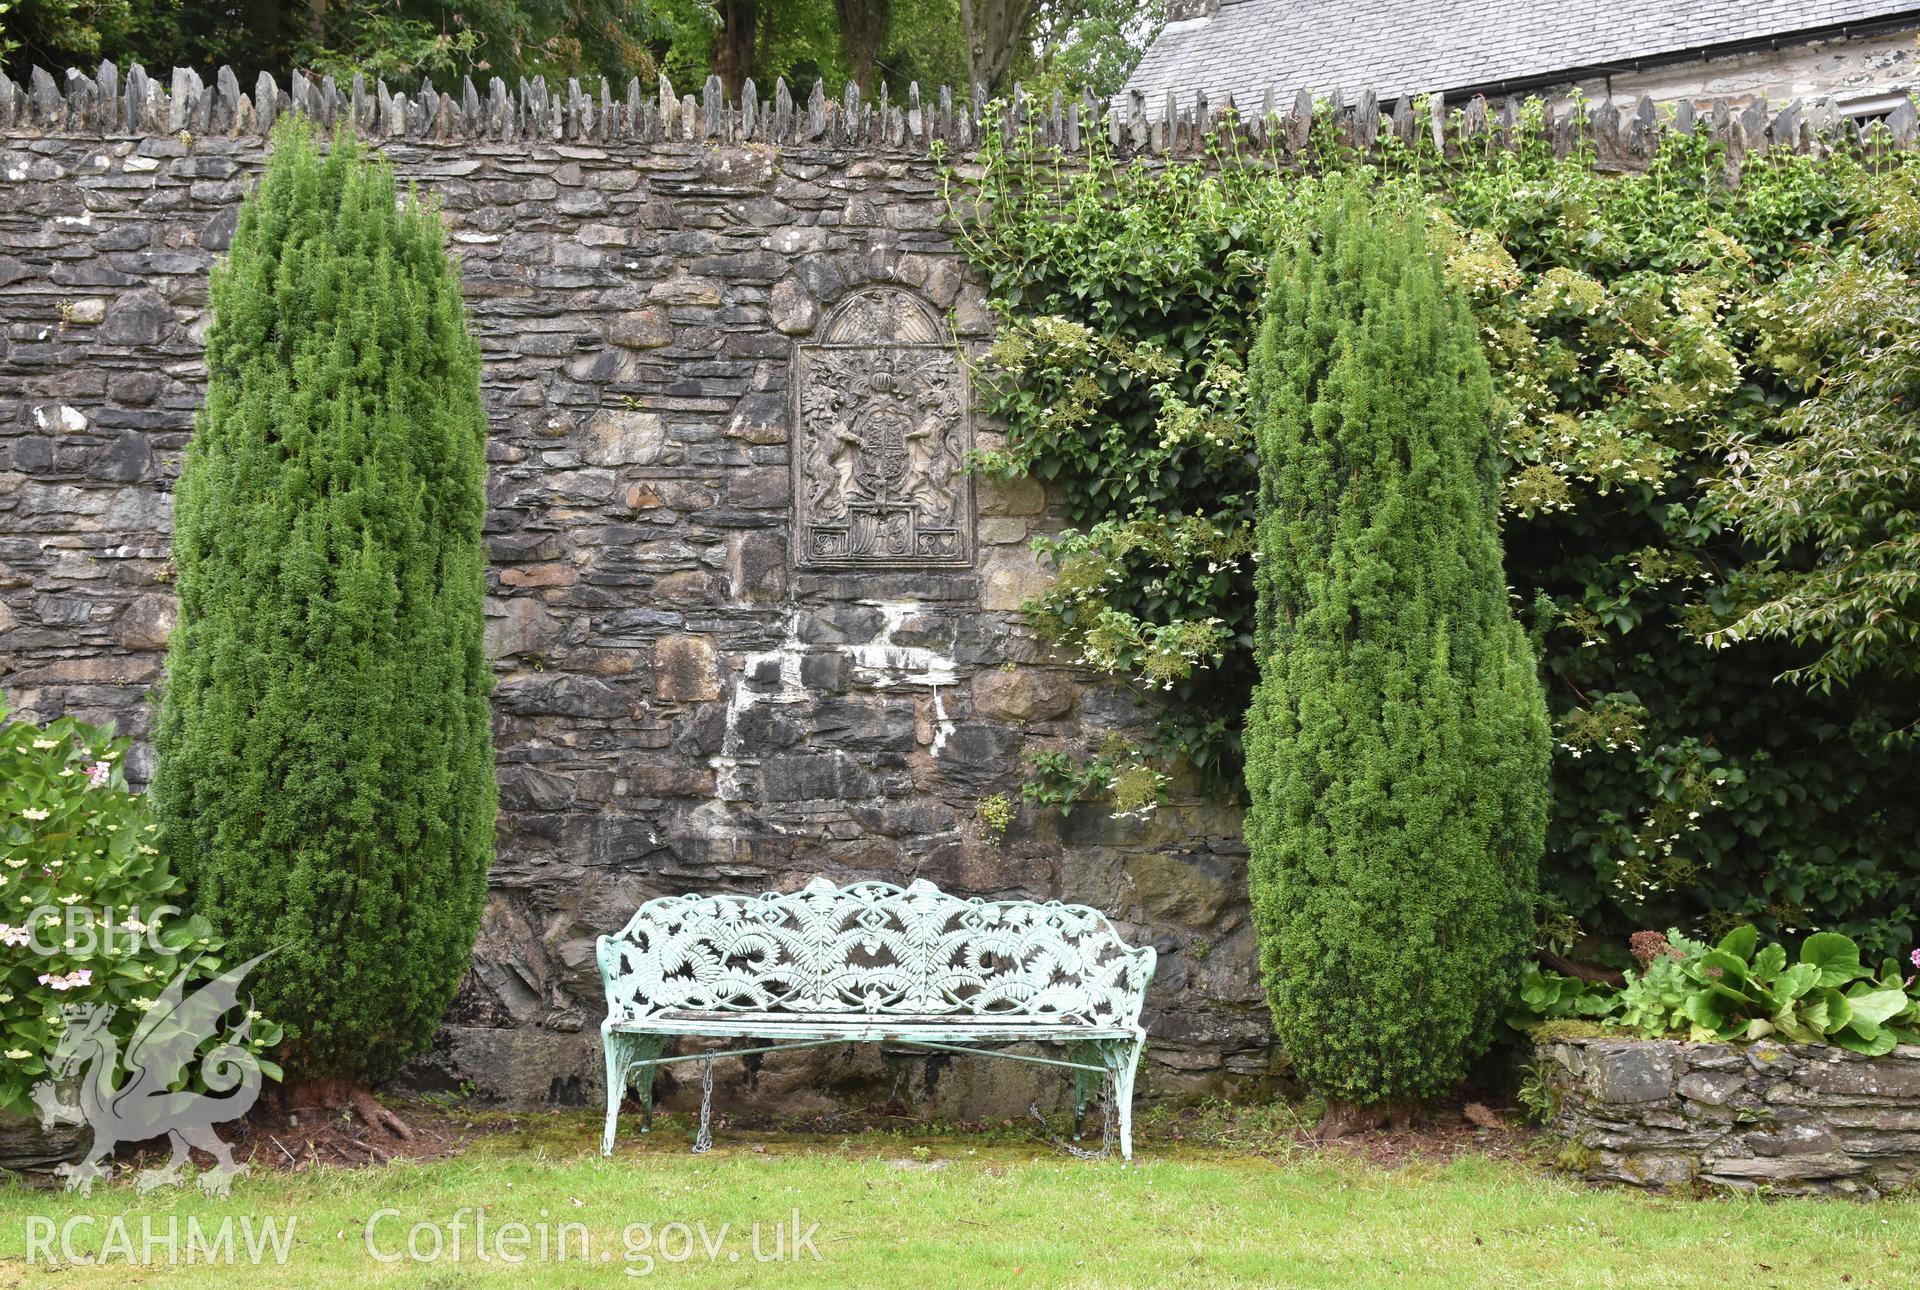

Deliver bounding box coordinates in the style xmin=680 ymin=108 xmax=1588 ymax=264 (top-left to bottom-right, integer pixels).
xmin=815 ymin=287 xmax=947 ymax=347
xmin=792 ymin=287 xmax=974 ymax=571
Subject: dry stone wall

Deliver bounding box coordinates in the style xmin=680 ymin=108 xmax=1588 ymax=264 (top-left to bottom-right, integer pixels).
xmin=1541 ymin=1037 xmax=1920 ymax=1197
xmin=0 ymin=70 xmax=1272 ymax=1117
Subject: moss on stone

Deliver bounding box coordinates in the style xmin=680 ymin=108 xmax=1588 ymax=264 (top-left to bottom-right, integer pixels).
xmin=1528 ymin=1020 xmax=1616 ymax=1043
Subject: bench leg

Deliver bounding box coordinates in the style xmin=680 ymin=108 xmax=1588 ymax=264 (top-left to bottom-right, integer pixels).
xmin=631 ymin=1036 xmax=665 ymax=1132
xmin=602 ymin=1032 xmax=666 ymax=1156
xmin=1103 ymin=1037 xmax=1146 ymax=1162
xmin=1067 ymin=1040 xmax=1103 ymax=1142
xmin=602 ymin=1030 xmax=632 ymax=1156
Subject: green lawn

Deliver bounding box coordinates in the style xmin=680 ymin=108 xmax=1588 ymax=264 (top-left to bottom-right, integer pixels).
xmin=0 ymin=1110 xmax=1913 ymax=1287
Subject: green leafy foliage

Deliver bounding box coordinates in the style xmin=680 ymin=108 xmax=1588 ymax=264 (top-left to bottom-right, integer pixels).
xmin=1708 ymin=165 xmax=1920 ymax=705
xmin=1515 ymin=926 xmax=1920 ymax=1053
xmin=0 ymin=698 xmax=282 ymax=1115
xmin=1021 ymin=733 xmax=1167 ymax=818
xmin=1515 ymin=1054 xmax=1564 ymax=1125
xmin=295 ymin=0 xmax=484 ymax=83
xmin=151 ymin=121 xmax=495 ymax=1088
xmin=974 ymin=792 xmax=1013 ymax=840
xmin=958 ymin=142 xmax=1306 ymax=797
xmin=1508 ymin=965 xmax=1617 ymax=1031
xmin=2 ymin=0 xmax=701 ymax=87
xmin=1019 ymin=0 xmax=1165 ymax=99
xmin=0 ymin=0 xmax=135 ymax=68
xmin=1241 ymin=190 xmax=1551 ymax=1107
xmin=956 ymin=107 xmax=1920 ymax=961
xmin=1612 ymin=935 xmax=1698 ymax=1036
xmin=4 ymin=0 xmax=1152 ymax=102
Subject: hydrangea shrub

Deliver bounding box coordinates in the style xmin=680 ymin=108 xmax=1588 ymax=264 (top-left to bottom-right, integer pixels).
xmin=0 ymin=698 xmax=280 ymax=1116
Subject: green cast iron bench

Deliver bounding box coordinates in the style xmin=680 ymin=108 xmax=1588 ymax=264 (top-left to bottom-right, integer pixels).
xmin=597 ymin=877 xmax=1156 ymax=1159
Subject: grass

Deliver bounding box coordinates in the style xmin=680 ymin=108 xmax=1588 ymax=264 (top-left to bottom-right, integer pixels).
xmin=0 ymin=1108 xmax=1914 ymax=1288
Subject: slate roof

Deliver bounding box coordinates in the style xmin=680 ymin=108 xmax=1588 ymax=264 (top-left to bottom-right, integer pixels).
xmin=1122 ymin=0 xmax=1920 ymax=115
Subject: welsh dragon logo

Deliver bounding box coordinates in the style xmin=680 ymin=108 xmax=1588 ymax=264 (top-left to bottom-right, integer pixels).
xmin=31 ymin=952 xmax=272 ymax=1196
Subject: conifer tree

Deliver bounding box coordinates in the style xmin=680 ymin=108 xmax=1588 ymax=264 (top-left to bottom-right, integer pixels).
xmin=1242 ymin=190 xmax=1551 ymax=1122
xmin=152 ymin=121 xmax=494 ymax=1099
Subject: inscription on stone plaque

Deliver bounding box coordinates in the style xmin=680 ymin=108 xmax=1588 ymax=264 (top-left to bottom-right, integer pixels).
xmin=792 ymin=287 xmax=973 ymax=569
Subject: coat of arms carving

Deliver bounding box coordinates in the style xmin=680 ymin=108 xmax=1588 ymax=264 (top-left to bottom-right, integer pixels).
xmin=792 ymin=288 xmax=973 ymax=569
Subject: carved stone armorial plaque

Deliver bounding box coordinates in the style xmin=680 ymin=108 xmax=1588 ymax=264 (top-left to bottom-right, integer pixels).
xmin=792 ymin=287 xmax=973 ymax=569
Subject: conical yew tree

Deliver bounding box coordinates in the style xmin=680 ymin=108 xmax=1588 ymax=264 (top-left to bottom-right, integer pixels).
xmin=152 ymin=120 xmax=495 ymax=1104
xmin=1242 ymin=188 xmax=1551 ymax=1124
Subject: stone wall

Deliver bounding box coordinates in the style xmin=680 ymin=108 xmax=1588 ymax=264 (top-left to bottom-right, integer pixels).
xmin=1540 ymin=1037 xmax=1920 ymax=1196
xmin=0 ymin=77 xmax=1274 ymax=1118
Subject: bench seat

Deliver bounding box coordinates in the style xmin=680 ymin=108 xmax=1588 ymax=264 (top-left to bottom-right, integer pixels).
xmin=597 ymin=877 xmax=1155 ymax=1159
xmin=610 ymin=1011 xmax=1137 ymax=1042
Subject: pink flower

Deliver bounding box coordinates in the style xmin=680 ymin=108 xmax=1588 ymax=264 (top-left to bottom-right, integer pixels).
xmin=36 ymin=969 xmax=91 ymax=991
xmin=86 ymin=761 xmax=110 ymax=789
xmin=1910 ymin=948 xmax=1920 ymax=971
xmin=1630 ymin=930 xmax=1681 ymax=965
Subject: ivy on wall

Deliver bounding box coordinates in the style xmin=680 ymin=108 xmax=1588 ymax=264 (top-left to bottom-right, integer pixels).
xmin=953 ymin=105 xmax=1920 ymax=961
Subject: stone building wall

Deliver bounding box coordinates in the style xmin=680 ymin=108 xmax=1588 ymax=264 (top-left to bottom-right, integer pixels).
xmin=1133 ymin=0 xmax=1920 ymax=134
xmin=0 ymin=70 xmax=1273 ymax=1116
xmin=1540 ymin=1036 xmax=1920 ymax=1196
xmin=1564 ymin=26 xmax=1920 ymax=115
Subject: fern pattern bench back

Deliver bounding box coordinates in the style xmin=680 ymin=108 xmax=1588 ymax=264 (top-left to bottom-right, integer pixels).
xmin=597 ymin=877 xmax=1154 ymax=1029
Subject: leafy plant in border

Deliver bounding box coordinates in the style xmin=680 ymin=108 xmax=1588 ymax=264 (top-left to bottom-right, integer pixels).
xmin=0 ymin=696 xmax=282 ymax=1117
xmin=1507 ymin=965 xmax=1619 ymax=1032
xmin=1515 ymin=925 xmax=1920 ymax=1054
xmin=1679 ymin=925 xmax=1916 ymax=1054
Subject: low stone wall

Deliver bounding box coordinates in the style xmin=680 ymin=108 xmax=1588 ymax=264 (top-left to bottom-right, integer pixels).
xmin=1539 ymin=1036 xmax=1920 ymax=1196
